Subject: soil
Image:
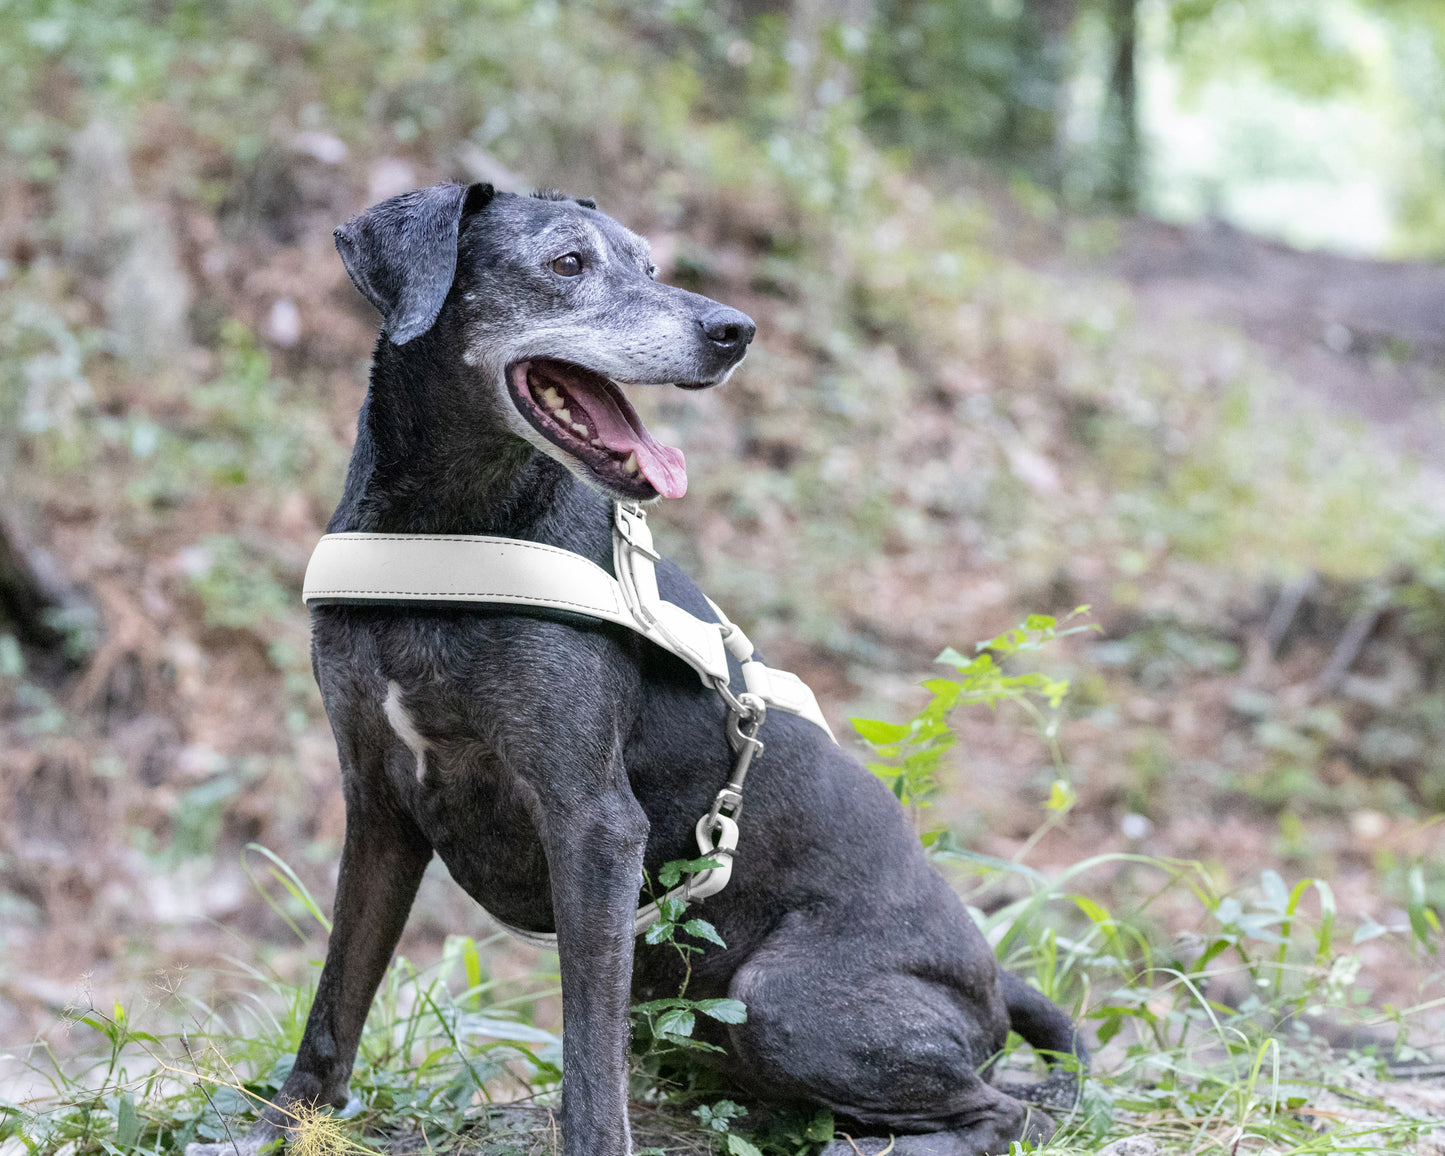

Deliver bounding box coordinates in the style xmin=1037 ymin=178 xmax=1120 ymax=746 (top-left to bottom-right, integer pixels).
xmin=1 ymin=134 xmax=1442 ymax=1113
xmin=1108 ymin=215 xmax=1445 ymax=476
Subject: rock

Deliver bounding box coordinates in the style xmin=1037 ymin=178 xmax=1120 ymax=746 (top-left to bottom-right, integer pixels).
xmin=105 ymin=214 xmax=192 ymax=369
xmin=1097 ymin=1137 xmax=1162 ymax=1156
xmin=368 ymin=157 xmax=420 ymax=203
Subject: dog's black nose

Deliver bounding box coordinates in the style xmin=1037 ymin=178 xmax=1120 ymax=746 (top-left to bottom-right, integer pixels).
xmin=699 ymin=307 xmax=756 ymax=352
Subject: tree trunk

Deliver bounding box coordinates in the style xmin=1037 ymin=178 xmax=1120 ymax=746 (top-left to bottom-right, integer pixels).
xmin=1027 ymin=0 xmax=1080 ymax=189
xmin=1101 ymin=0 xmax=1140 ymax=210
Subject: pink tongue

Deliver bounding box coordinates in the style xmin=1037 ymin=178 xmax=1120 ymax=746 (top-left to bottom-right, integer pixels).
xmin=567 ymin=382 xmax=688 ymax=499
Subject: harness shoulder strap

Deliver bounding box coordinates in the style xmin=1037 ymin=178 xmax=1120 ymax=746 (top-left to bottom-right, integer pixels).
xmin=303 ymin=533 xmax=633 ymax=624
xmin=302 ymin=508 xmax=834 ymax=741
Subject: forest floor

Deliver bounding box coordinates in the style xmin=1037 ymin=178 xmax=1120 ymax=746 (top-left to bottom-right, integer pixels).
xmin=2 ymin=108 xmax=1443 ymax=1152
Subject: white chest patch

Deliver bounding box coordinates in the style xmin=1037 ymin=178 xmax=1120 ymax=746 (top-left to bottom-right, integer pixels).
xmin=383 ymin=680 xmax=430 ymax=782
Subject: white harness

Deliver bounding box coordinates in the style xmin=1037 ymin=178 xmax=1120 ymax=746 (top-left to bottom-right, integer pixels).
xmin=303 ymin=502 xmax=834 ymax=947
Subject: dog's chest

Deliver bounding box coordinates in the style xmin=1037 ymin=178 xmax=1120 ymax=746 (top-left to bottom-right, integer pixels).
xmin=372 ymin=683 xmax=559 ymax=926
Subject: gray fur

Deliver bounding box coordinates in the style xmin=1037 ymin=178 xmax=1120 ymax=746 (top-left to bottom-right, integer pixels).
xmin=185 ymin=184 xmax=1084 ymax=1156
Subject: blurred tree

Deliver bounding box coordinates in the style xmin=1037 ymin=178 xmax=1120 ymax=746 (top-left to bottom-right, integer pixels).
xmin=1099 ymin=0 xmax=1139 ymax=209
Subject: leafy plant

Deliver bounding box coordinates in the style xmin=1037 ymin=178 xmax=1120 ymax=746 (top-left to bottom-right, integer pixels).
xmin=0 ymin=853 xmax=560 ymax=1156
xmin=632 ymin=857 xmax=748 ymax=1058
xmin=851 ymin=609 xmax=1094 ymax=839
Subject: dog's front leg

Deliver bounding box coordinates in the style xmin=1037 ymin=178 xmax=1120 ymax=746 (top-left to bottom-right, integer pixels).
xmin=539 ymin=780 xmax=649 ymax=1156
xmin=186 ymin=800 xmax=431 ymax=1156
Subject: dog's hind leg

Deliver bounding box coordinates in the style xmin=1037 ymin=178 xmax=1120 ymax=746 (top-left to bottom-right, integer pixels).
xmin=721 ymin=914 xmax=1052 ymax=1156
xmin=186 ymin=797 xmax=431 ymax=1156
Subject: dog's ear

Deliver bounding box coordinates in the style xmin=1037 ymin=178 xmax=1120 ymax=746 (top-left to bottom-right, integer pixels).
xmin=334 ymin=182 xmax=496 ymax=345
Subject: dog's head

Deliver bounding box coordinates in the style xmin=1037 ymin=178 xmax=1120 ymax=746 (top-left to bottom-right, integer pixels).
xmin=334 ymin=182 xmax=754 ymax=501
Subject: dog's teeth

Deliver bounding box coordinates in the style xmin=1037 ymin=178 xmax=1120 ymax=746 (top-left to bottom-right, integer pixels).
xmin=555 ymin=408 xmax=572 ymax=423
xmin=543 ymin=388 xmax=563 ymax=409
xmin=590 ymin=438 xmax=604 ymax=447
xmin=622 ymin=451 xmax=638 ymax=474
xmin=571 ymin=422 xmax=589 ymax=436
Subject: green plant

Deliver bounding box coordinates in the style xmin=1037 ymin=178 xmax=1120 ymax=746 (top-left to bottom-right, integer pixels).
xmin=851 ymin=609 xmax=1094 ymax=841
xmin=631 ymin=857 xmax=748 ymax=1058
xmin=0 ymin=850 xmax=561 ymax=1155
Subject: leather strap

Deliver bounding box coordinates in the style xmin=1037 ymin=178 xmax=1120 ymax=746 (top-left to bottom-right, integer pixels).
xmin=303 ymin=512 xmax=834 ymax=740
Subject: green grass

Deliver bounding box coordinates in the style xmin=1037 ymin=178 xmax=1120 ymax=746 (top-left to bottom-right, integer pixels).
xmin=3 ymin=617 xmax=1439 ymax=1156
xmin=3 ymin=839 xmax=1438 ymax=1155
xmin=1 ymin=928 xmax=562 ymax=1155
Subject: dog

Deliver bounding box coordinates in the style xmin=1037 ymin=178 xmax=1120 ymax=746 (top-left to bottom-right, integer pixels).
xmin=186 ymin=182 xmax=1085 ymax=1156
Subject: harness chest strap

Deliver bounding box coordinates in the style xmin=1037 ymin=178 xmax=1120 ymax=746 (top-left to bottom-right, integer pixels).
xmin=302 ymin=506 xmax=834 ymax=739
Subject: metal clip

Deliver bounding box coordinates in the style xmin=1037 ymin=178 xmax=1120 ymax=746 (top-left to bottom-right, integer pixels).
xmin=614 ymin=503 xmax=661 ymax=561
xmin=726 ymin=693 xmax=767 ymax=753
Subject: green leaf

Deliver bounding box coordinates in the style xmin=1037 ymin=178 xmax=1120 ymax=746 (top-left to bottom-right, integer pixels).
xmin=850 ymin=716 xmax=910 ymax=743
xmin=804 ymin=1108 xmax=835 ymax=1142
xmin=463 ymin=937 xmax=483 ymax=1000
xmin=644 ymin=921 xmax=673 ymax=945
xmin=682 ymin=919 xmax=726 ymax=947
xmin=1406 ymin=863 xmax=1440 ymax=948
xmin=633 ymin=998 xmax=686 ymax=1014
xmin=654 ymin=1008 xmax=695 ymax=1039
xmin=115 ymin=1094 xmax=139 ymax=1149
xmin=693 ymin=998 xmax=748 ymax=1024
xmin=726 ymin=1134 xmax=764 ymax=1156
xmin=1313 ymin=877 xmax=1337 ymax=959
xmin=658 ymin=856 xmax=722 ymax=888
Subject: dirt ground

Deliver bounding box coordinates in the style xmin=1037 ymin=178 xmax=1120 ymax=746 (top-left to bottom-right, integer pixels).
xmin=1 ymin=136 xmax=1442 ymax=1086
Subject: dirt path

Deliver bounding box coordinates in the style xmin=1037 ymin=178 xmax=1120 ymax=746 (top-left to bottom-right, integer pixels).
xmin=1108 ymin=217 xmax=1445 ymax=468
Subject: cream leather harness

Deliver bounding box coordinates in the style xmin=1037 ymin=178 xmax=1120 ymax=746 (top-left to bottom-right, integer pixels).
xmin=303 ymin=501 xmax=834 ymax=947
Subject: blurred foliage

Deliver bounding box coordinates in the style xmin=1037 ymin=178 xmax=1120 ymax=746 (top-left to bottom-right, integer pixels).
xmin=4 ymin=0 xmax=1445 ymax=249
xmin=862 ymin=0 xmax=1062 ymax=177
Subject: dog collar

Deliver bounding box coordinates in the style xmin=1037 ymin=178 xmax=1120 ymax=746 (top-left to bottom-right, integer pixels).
xmin=302 ymin=503 xmax=834 ymax=740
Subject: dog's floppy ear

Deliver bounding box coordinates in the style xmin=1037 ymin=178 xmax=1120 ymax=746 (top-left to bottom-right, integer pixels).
xmin=334 ymin=182 xmax=496 ymax=345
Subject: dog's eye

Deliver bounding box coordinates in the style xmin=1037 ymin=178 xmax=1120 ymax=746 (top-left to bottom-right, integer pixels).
xmin=551 ymin=253 xmax=584 ymax=277
xmin=647 ymin=263 xmax=657 ymax=279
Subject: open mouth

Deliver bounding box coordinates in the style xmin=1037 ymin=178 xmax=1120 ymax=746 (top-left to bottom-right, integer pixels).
xmin=507 ymin=359 xmax=689 ymax=499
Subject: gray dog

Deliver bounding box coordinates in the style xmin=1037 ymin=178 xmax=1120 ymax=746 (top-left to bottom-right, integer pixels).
xmin=187 ymin=182 xmax=1084 ymax=1156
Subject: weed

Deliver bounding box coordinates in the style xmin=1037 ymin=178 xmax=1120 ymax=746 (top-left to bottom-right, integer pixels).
xmin=852 ymin=610 xmax=1094 ymax=839
xmin=1 ymin=853 xmax=560 ymax=1155
xmin=632 ymin=858 xmax=749 ymax=1060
